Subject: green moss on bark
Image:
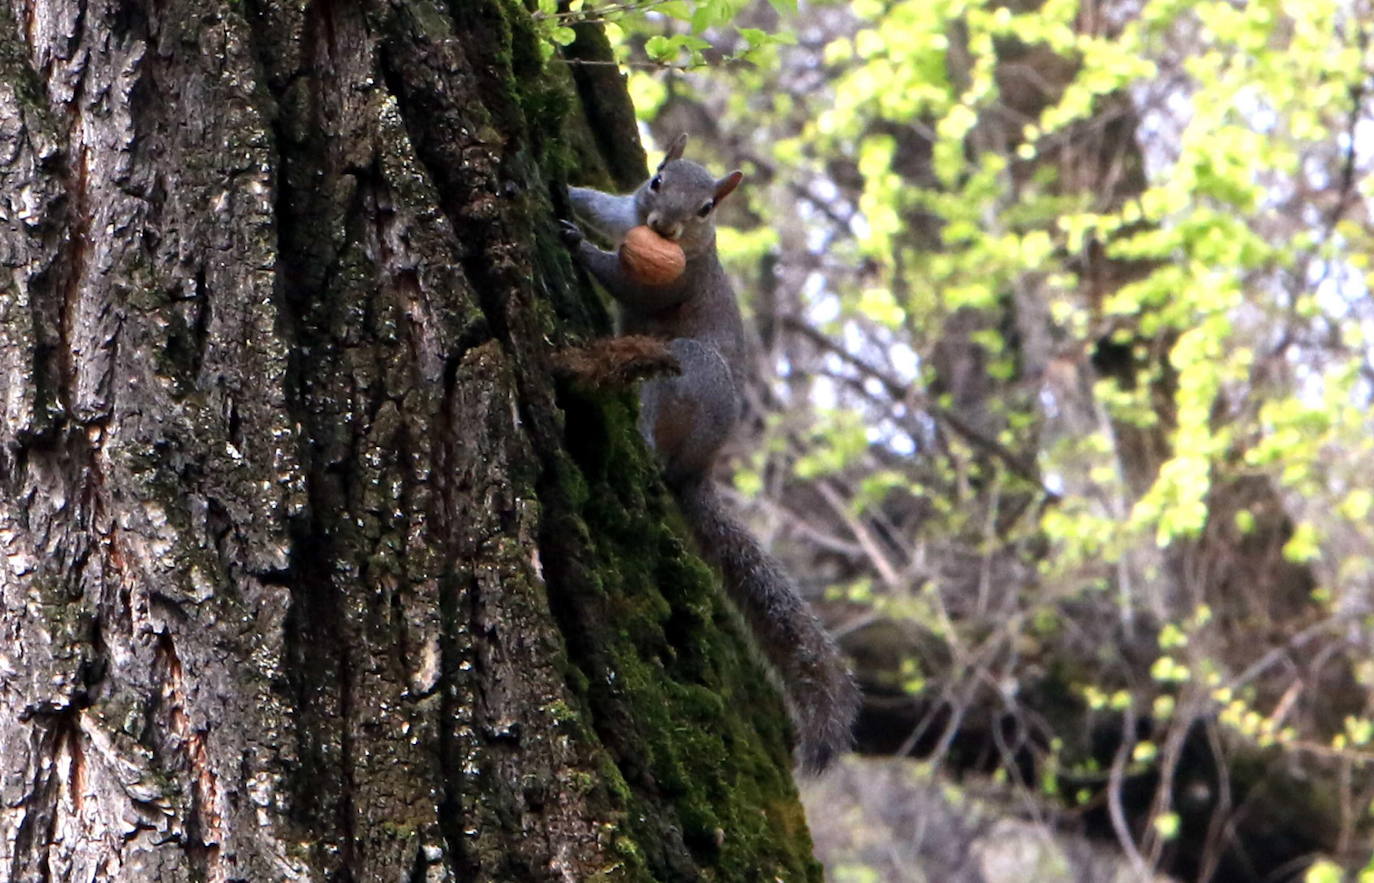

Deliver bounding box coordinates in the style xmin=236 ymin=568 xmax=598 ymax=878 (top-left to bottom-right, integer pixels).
xmin=539 ymin=376 xmax=821 ymax=880
xmin=458 ymin=2 xmax=825 ymax=874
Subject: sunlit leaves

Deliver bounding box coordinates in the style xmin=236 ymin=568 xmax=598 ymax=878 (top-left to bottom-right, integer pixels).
xmin=1132 ymin=452 xmax=1211 ymax=546
xmin=716 ymin=225 xmax=779 ymax=265
xmin=644 ymin=32 xmax=712 ymax=63
xmin=1040 ymin=41 xmax=1156 ymax=134
xmin=1282 ymin=522 xmax=1321 ymax=564
xmin=933 ymin=104 xmax=978 ymax=184
xmin=534 ymin=0 xmax=795 ymax=69
xmin=1339 ymin=489 xmax=1373 ymax=521
xmin=794 ymin=410 xmax=873 ymax=480
xmin=857 ymin=287 xmax=905 ymax=329
xmin=854 ymin=135 xmax=902 ymax=255
xmin=614 ymin=0 xmax=1374 ymax=832
xmin=1082 ymin=685 xmax=1133 ymax=711
xmin=1306 ymin=860 xmax=1344 ymax=883
xmin=1158 ymin=623 xmax=1187 ymax=650
xmin=626 ymin=71 xmax=668 ymax=117
xmin=1150 ymin=655 xmax=1190 ymax=684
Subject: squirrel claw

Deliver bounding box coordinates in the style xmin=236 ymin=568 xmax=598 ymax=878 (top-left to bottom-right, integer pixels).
xmin=558 ymin=219 xmax=584 ymax=248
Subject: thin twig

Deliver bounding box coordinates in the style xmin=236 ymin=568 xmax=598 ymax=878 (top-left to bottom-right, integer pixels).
xmin=551 ymin=56 xmax=692 ymax=71
xmin=782 ymin=315 xmax=1059 ymax=499
xmin=1107 ymin=702 xmax=1152 ymax=879
xmin=817 ymin=479 xmax=903 ymax=589
xmin=532 ymin=0 xmax=678 ymax=22
xmin=1197 ymin=719 xmax=1233 ymax=883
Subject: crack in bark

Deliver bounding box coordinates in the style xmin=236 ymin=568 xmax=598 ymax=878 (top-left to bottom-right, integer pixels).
xmin=156 ymin=632 xmax=225 ymax=879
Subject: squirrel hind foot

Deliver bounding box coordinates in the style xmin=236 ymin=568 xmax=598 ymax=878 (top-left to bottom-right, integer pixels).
xmin=554 ymin=335 xmax=681 ymax=388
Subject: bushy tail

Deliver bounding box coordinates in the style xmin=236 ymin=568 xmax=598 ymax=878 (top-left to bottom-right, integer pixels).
xmin=675 ymin=477 xmax=860 ymax=773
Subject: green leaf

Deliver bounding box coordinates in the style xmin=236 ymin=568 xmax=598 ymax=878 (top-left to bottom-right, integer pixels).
xmin=1282 ymin=522 xmax=1320 ymax=563
xmin=656 ymin=0 xmax=694 ymax=19
xmin=1158 ymin=622 xmax=1187 ymax=650
xmin=645 ymin=35 xmax=674 ymax=62
xmin=1305 ymin=859 xmax=1343 ymax=883
xmin=690 ymin=6 xmax=713 ymax=32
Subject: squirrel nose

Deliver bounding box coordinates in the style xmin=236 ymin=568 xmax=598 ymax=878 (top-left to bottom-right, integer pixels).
xmin=647 ymin=212 xmax=683 ymax=241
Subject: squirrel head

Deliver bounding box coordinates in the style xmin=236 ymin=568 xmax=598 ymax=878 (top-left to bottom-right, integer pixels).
xmin=634 ymin=134 xmax=743 ymax=258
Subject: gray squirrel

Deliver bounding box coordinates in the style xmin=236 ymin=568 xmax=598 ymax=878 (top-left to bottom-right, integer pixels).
xmin=559 ymin=134 xmax=860 ymax=772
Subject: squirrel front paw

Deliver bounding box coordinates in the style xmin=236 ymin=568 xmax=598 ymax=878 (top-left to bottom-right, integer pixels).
xmin=558 ymin=219 xmax=584 ymax=248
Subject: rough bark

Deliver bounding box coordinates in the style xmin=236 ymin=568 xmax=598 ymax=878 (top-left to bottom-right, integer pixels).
xmin=0 ymin=1 xmax=817 ymax=880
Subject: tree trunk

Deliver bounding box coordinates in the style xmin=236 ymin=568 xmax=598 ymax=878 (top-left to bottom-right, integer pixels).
xmin=0 ymin=2 xmax=817 ymax=880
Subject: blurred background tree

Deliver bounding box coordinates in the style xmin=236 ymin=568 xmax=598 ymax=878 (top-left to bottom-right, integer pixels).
xmin=551 ymin=0 xmax=1374 ymax=879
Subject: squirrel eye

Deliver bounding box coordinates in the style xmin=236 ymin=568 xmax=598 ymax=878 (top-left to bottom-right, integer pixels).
xmin=697 ymin=200 xmax=714 ymax=217
xmin=649 ymin=175 xmax=662 ymax=192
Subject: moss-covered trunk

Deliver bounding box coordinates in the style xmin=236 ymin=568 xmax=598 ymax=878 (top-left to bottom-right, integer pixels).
xmin=0 ymin=1 xmax=817 ymax=879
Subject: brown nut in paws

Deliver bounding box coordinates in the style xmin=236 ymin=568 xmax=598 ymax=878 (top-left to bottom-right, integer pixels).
xmin=619 ymin=225 xmax=686 ymax=286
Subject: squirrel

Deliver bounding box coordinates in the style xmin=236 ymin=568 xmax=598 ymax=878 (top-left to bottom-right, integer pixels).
xmin=558 ymin=134 xmax=860 ymax=773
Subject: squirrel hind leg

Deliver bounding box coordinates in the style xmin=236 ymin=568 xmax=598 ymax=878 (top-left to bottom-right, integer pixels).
xmin=642 ymin=338 xmax=738 ymax=484
xmin=555 ymin=335 xmax=681 ymax=388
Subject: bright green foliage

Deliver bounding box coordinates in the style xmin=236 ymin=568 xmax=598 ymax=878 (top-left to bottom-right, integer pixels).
xmin=751 ymin=0 xmax=1371 ymax=736
xmin=532 ymin=0 xmax=795 ymax=66
xmin=1306 ymin=859 xmax=1345 ymax=883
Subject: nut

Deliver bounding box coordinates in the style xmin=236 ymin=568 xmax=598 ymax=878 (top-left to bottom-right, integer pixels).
xmin=619 ymin=225 xmax=686 ymax=286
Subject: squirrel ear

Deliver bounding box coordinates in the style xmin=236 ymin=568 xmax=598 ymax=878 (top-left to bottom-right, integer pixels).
xmin=661 ymin=133 xmax=689 ymax=166
xmin=714 ymin=170 xmax=743 ymax=203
